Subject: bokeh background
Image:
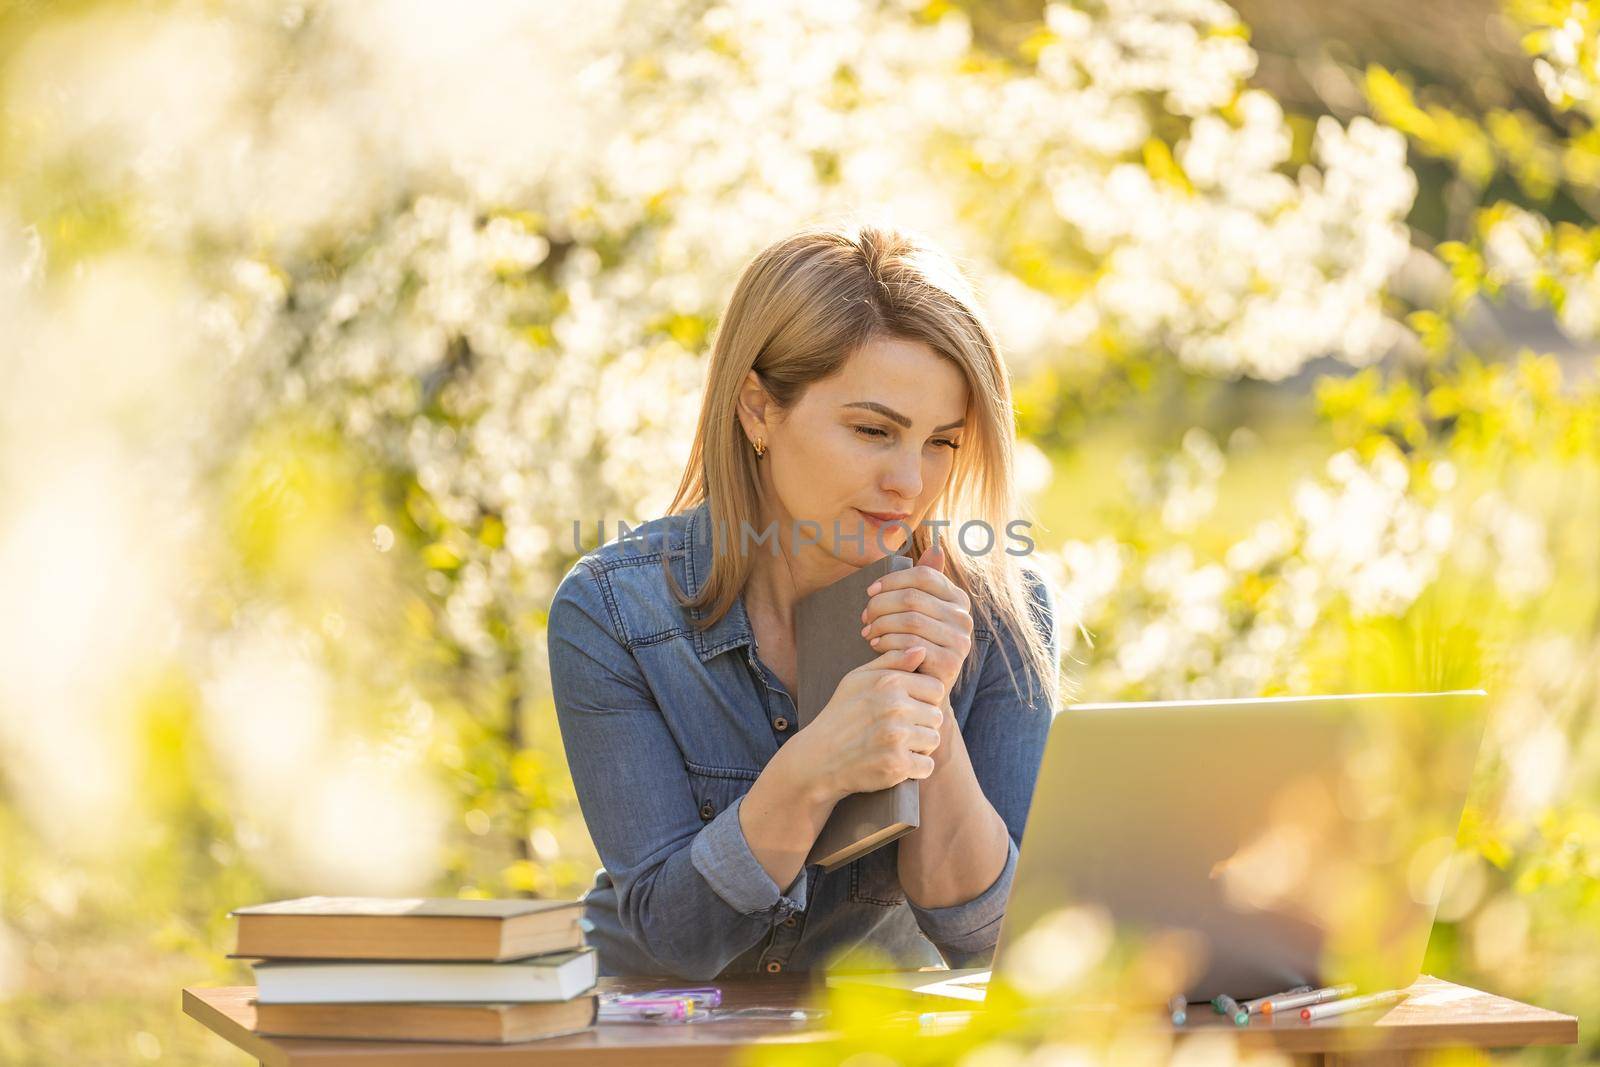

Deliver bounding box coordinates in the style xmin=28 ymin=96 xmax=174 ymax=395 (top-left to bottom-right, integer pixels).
xmin=1 ymin=0 xmax=1597 ymax=1062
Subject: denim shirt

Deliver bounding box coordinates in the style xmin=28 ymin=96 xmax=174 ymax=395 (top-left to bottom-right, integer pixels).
xmin=545 ymin=500 xmax=1057 ymax=980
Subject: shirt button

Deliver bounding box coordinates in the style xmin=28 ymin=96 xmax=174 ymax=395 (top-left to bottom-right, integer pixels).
xmin=699 ymin=802 xmax=715 ymax=821
xmin=782 ymin=916 xmax=797 ymax=928
xmin=765 ymin=960 xmax=783 ymax=974
xmin=773 ymin=716 xmax=790 ymax=732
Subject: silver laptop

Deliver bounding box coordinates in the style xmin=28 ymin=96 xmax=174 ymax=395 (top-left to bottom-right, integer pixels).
xmin=831 ymin=691 xmax=1488 ymax=1004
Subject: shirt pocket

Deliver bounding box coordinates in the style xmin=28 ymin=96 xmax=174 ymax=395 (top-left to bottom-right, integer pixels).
xmin=847 ymin=841 xmax=906 ymax=907
xmin=683 ymin=761 xmax=759 ymax=826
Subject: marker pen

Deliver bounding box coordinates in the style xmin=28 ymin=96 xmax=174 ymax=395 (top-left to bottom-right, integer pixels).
xmin=1213 ymin=994 xmax=1247 ymax=1025
xmin=1243 ymin=984 xmax=1311 ymax=1015
xmin=1262 ymin=984 xmax=1356 ymax=1015
xmin=1301 ymin=989 xmax=1408 ymax=1022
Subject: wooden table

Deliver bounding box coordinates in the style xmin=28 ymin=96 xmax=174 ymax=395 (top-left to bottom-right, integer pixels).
xmin=183 ymin=973 xmax=1578 ymax=1066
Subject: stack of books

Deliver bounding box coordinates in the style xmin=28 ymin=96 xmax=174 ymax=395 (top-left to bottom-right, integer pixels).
xmin=231 ymin=896 xmax=598 ymax=1044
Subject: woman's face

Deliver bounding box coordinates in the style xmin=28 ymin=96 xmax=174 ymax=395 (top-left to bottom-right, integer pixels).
xmin=745 ymin=335 xmax=969 ymax=567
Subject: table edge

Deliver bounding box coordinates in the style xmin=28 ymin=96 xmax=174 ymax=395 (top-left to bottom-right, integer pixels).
xmin=181 ymin=983 xmax=1580 ymax=1061
xmin=183 ymin=987 xmax=286 ymax=1067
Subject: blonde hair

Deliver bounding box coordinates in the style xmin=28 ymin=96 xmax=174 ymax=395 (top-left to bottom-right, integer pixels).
xmin=663 ymin=220 xmax=1060 ymax=710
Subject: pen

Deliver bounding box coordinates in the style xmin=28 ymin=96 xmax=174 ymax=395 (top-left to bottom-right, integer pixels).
xmin=619 ymin=986 xmax=722 ymax=1009
xmin=1168 ymin=994 xmax=1188 ymax=1026
xmin=1261 ymin=984 xmax=1356 ymax=1015
xmin=1235 ymin=985 xmax=1312 ymax=1017
xmin=598 ymin=997 xmax=694 ymax=1022
xmin=716 ymin=1006 xmax=825 ymax=1022
xmin=1212 ymin=993 xmax=1248 ymax=1026
xmin=1301 ymin=989 xmax=1408 ymax=1022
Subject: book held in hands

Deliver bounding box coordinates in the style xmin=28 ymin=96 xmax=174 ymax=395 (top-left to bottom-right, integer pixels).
xmin=795 ymin=550 xmax=921 ymax=870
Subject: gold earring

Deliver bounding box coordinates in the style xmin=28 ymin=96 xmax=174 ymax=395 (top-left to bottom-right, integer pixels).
xmin=753 ymin=436 xmax=766 ymax=458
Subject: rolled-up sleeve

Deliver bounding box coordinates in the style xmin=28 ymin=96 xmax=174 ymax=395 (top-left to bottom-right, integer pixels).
xmin=546 ymin=560 xmax=802 ymax=979
xmin=692 ymin=795 xmax=808 ymax=917
xmin=906 ymin=569 xmax=1059 ymax=967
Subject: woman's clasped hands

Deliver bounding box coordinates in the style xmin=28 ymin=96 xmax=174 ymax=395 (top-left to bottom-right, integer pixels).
xmin=859 ymin=540 xmax=973 ymax=696
xmin=805 ymin=644 xmax=944 ymax=798
xmin=802 ymin=540 xmax=975 ymax=799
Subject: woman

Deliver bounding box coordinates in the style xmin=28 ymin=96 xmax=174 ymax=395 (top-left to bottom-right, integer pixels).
xmin=546 ymin=221 xmax=1060 ymax=980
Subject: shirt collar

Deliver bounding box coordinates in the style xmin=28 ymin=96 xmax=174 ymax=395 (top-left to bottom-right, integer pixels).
xmin=682 ymin=500 xmax=756 ymax=663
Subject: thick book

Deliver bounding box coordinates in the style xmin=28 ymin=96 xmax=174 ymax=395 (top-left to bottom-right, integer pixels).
xmin=795 ymin=550 xmax=920 ymax=871
xmin=252 ymin=948 xmax=598 ymax=1004
xmin=230 ymin=896 xmax=584 ymax=962
xmin=252 ymin=994 xmax=599 ymax=1043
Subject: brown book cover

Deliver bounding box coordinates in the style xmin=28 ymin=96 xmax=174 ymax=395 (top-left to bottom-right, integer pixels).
xmin=230 ymin=897 xmax=585 ymax=962
xmin=795 ymin=550 xmax=920 ymax=871
xmin=252 ymin=993 xmax=598 ymax=1043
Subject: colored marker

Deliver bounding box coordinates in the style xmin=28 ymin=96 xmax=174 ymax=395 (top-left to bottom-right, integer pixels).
xmin=1301 ymin=988 xmax=1408 ymax=1022
xmin=1168 ymin=994 xmax=1188 ymax=1026
xmin=1261 ymin=984 xmax=1357 ymax=1015
xmin=598 ymin=997 xmax=693 ymax=1022
xmin=1213 ymin=993 xmax=1247 ymax=1025
xmin=1242 ymin=984 xmax=1312 ymax=1015
xmin=630 ymin=986 xmax=722 ymax=1009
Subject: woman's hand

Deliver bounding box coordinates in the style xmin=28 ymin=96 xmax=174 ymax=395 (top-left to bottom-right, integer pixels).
xmin=800 ymin=645 xmax=946 ymax=801
xmin=860 ymin=541 xmax=974 ymax=697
